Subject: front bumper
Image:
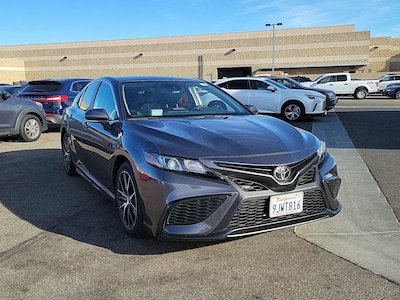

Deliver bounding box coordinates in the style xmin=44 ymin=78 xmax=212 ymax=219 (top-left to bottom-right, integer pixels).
xmin=139 ymin=151 xmax=342 ymax=241
xmin=326 ymin=95 xmax=338 ymax=110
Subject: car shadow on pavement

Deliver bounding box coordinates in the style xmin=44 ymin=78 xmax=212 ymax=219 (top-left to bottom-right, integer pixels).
xmin=0 ymin=148 xmax=222 ymax=255
xmin=336 ymin=111 xmax=400 ymax=150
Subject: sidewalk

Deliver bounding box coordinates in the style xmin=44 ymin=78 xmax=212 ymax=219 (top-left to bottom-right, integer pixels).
xmin=295 ymin=111 xmax=400 ymax=284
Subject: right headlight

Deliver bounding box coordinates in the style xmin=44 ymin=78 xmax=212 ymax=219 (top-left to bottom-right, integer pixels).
xmin=144 ymin=151 xmax=211 ymax=175
xmin=317 ymin=140 xmax=327 ymax=163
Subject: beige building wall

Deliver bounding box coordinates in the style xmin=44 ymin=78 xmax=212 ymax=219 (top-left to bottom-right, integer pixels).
xmin=0 ymin=24 xmax=399 ymax=83
xmin=0 ymin=58 xmax=26 ymax=84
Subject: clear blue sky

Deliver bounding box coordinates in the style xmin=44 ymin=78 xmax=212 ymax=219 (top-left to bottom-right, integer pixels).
xmin=2 ymin=0 xmax=399 ymax=46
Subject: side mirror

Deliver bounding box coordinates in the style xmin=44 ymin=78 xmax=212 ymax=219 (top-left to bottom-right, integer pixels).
xmin=246 ymin=104 xmax=259 ymax=114
xmin=267 ymin=86 xmax=276 ymax=92
xmin=85 ymin=108 xmax=109 ymax=121
xmin=1 ymin=90 xmax=10 ymax=100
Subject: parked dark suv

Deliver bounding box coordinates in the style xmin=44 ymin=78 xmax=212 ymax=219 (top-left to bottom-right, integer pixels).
xmin=264 ymin=76 xmax=338 ymax=110
xmin=18 ymin=78 xmax=91 ymax=126
xmin=0 ymin=89 xmax=48 ymax=142
xmin=0 ymin=84 xmax=26 ymax=96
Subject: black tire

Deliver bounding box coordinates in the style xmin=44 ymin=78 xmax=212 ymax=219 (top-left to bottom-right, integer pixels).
xmin=353 ymin=88 xmax=368 ymax=99
xmin=395 ymin=90 xmax=400 ymax=99
xmin=19 ymin=114 xmax=42 ymax=142
xmin=207 ymin=100 xmax=227 ymax=110
xmin=115 ymin=162 xmax=145 ymax=237
xmin=61 ymin=133 xmax=77 ymax=176
xmin=281 ymin=101 xmax=304 ymax=122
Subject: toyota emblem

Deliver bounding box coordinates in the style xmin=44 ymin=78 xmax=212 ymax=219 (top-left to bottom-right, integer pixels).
xmin=273 ymin=166 xmax=291 ymax=181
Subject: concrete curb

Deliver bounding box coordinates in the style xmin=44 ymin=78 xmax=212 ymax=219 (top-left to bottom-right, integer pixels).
xmin=295 ymin=111 xmax=400 ymax=284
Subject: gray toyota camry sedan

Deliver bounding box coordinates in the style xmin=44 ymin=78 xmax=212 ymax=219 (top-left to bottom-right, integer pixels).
xmin=60 ymin=76 xmax=341 ymax=241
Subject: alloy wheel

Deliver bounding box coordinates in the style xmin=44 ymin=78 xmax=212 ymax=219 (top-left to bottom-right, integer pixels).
xmin=117 ymin=170 xmax=138 ymax=230
xmin=62 ymin=134 xmax=76 ymax=175
xmin=284 ymin=104 xmax=302 ymax=121
xmin=24 ymin=118 xmax=40 ymax=140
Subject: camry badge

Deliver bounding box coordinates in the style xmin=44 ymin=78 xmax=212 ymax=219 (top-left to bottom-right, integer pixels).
xmin=273 ymin=166 xmax=291 ymax=181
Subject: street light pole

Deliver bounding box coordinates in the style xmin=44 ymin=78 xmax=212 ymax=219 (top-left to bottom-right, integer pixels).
xmin=265 ymin=22 xmax=282 ymax=75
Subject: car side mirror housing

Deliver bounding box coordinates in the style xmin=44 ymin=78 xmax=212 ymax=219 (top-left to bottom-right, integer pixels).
xmin=1 ymin=91 xmax=10 ymax=100
xmin=246 ymin=104 xmax=259 ymax=114
xmin=267 ymin=86 xmax=276 ymax=92
xmin=85 ymin=108 xmax=109 ymax=121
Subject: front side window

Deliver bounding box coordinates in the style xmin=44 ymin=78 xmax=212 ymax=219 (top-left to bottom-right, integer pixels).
xmin=250 ymin=80 xmax=270 ymax=90
xmin=319 ymin=76 xmax=332 ymax=84
xmin=92 ymin=83 xmax=118 ymax=120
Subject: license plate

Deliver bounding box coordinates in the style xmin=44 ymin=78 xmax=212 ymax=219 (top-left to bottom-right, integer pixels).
xmin=269 ymin=191 xmax=303 ymax=218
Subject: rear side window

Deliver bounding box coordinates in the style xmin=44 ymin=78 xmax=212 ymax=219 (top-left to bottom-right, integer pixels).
xmin=23 ymin=81 xmax=62 ymax=92
xmin=77 ymin=82 xmax=100 ymax=111
xmin=222 ymin=80 xmax=250 ymax=89
xmin=337 ymin=75 xmax=347 ymax=82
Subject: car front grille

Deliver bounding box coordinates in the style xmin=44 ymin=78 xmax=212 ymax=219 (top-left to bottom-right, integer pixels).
xmin=211 ymin=154 xmax=318 ymax=192
xmin=229 ymin=189 xmax=326 ymax=231
xmin=167 ymin=194 xmax=228 ymax=225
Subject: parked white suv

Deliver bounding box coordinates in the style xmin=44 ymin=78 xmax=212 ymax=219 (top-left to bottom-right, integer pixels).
xmin=214 ymin=77 xmax=326 ymax=121
xmin=377 ymin=74 xmax=400 ymax=93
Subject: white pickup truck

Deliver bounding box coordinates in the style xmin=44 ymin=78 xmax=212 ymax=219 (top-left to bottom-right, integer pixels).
xmin=302 ymin=73 xmax=379 ymax=99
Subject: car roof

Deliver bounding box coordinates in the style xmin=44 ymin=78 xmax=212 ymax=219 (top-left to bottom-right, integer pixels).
xmin=214 ymin=77 xmax=268 ymax=84
xmin=96 ymin=76 xmax=205 ymax=84
xmin=28 ymin=78 xmax=92 ymax=84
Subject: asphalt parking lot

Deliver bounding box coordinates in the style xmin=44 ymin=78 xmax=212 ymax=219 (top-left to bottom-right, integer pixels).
xmin=1 ymin=108 xmax=400 ymax=299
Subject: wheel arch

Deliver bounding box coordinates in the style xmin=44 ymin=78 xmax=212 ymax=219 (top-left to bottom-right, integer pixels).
xmin=280 ymin=99 xmax=305 ymax=114
xmin=353 ymin=87 xmax=368 ymax=99
xmin=112 ymin=155 xmax=131 ymax=196
xmin=15 ymin=109 xmax=44 ymax=129
xmin=280 ymin=99 xmax=306 ymax=122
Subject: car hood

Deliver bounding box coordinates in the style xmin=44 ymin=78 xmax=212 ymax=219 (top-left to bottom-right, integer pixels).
xmin=301 ymin=86 xmax=334 ymax=94
xmin=285 ymin=88 xmax=324 ymax=98
xmin=128 ymin=115 xmax=320 ymax=164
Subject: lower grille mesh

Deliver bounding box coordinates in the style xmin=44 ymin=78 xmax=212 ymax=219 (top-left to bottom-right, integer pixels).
xmin=167 ymin=195 xmax=227 ymax=225
xmin=229 ymin=190 xmax=326 ymax=230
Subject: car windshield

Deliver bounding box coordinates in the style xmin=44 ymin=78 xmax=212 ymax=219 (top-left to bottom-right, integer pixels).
xmin=313 ymin=75 xmax=324 ymax=82
xmin=285 ymin=78 xmax=305 ymax=88
xmin=264 ymin=79 xmax=289 ymax=89
xmin=122 ymin=81 xmax=251 ymax=118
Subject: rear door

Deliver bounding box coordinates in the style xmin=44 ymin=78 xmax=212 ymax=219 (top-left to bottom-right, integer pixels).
xmin=248 ymin=79 xmax=279 ymax=113
xmin=219 ymin=79 xmax=250 ymax=105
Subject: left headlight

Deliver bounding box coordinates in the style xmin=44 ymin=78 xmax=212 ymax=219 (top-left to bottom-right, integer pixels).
xmin=305 ymin=94 xmax=324 ymax=101
xmin=144 ymin=151 xmax=210 ymax=175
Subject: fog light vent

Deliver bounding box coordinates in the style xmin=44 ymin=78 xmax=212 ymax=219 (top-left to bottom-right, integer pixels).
xmin=326 ymin=177 xmax=341 ymax=199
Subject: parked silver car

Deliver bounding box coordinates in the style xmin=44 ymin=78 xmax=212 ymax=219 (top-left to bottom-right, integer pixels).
xmin=0 ymin=89 xmax=48 ymax=141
